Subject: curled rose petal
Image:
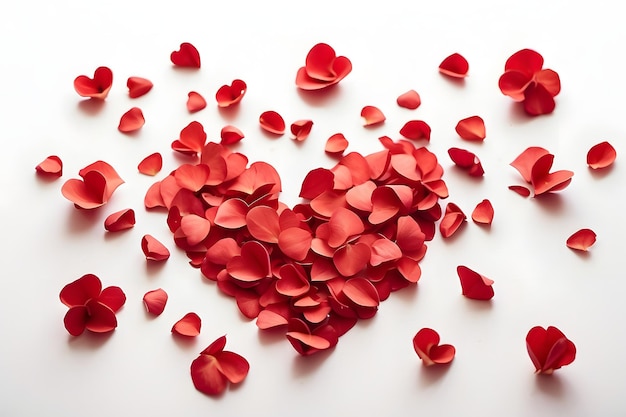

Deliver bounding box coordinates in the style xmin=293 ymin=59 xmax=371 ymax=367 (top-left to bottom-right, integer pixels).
xmin=35 ymin=155 xmax=62 ymax=177
xmin=438 ymin=53 xmax=469 ymax=78
xmin=448 ymin=147 xmax=484 ymax=177
xmin=220 ymin=125 xmax=244 ymax=145
xmin=566 ymin=228 xmax=596 ymax=251
xmin=187 ymin=91 xmax=207 ymax=113
xmin=216 ymin=79 xmax=247 ymax=107
xmin=291 ymin=119 xmax=313 ymax=142
xmin=118 ymin=107 xmax=145 ymax=133
xmin=439 ymin=203 xmax=466 ymax=238
xmin=471 ymin=200 xmax=494 ymax=225
xmin=523 ymin=83 xmax=555 ymax=116
xmin=104 ymin=208 xmax=135 ymax=232
xmin=191 ymin=336 xmax=249 ymax=396
xmin=396 ymin=89 xmax=421 ymax=109
xmin=361 ymin=106 xmax=385 ymax=126
xmin=143 ymin=288 xmax=168 ymax=316
xmin=509 ymin=185 xmax=531 ymax=197
xmin=60 ymin=273 xmax=102 ymax=307
xmin=138 ymin=153 xmax=162 ymax=176
xmin=226 ymin=240 xmax=271 ymax=282
xmin=295 ymin=43 xmax=352 ymax=90
xmin=455 ymin=116 xmax=486 ymax=141
xmin=526 ymin=326 xmax=576 ymax=374
xmin=587 ymin=141 xmax=616 ymax=169
xmin=74 ymin=66 xmax=113 ymax=99
xmin=399 ymin=120 xmax=431 ymax=141
xmin=413 ymin=328 xmax=455 ymax=366
xmin=127 ymin=76 xmax=153 ymax=98
xmin=141 ymin=234 xmax=170 ymax=261
xmin=457 ymin=265 xmax=494 ymax=300
xmin=259 ymin=111 xmax=285 ymax=135
xmin=170 ymin=42 xmax=201 ymax=68
xmin=61 ymin=161 xmax=124 ymax=209
xmin=325 ymin=133 xmax=349 ymax=155
xmin=172 ymin=312 xmax=201 ymax=336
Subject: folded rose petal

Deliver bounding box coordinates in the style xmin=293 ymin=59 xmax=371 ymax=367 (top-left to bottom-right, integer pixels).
xmin=413 ymin=328 xmax=455 ymax=366
xmin=215 ymin=79 xmax=247 ymax=107
xmin=457 ymin=265 xmax=494 ymax=300
xmin=174 ymin=163 xmax=210 ymax=192
xmin=471 ymin=200 xmax=494 ymax=225
xmin=530 ymin=154 xmax=573 ymax=195
xmin=61 ymin=161 xmax=124 ymax=209
xmin=510 ymin=147 xmax=550 ymax=183
xmin=566 ymin=228 xmax=596 ymax=251
xmin=455 ymin=116 xmax=486 ymax=141
xmin=439 ymin=53 xmax=469 ymax=78
xmin=220 ymin=125 xmax=244 ymax=145
xmin=35 ymin=155 xmax=62 ymax=177
xmin=259 ymin=111 xmax=285 ymax=135
xmin=509 ymin=185 xmax=531 ymax=197
xmin=526 ymin=326 xmax=576 ymax=374
xmin=295 ymin=43 xmax=352 ymax=90
xmin=170 ymin=42 xmax=201 ymax=68
xmin=226 ymin=240 xmax=271 ymax=282
xmin=191 ymin=336 xmax=249 ymax=396
xmin=104 ymin=208 xmax=135 ymax=232
xmin=333 ymin=242 xmax=370 ymax=277
xmin=187 ymin=91 xmax=207 ymax=113
xmin=361 ymin=106 xmax=385 ymax=126
xmin=118 ymin=107 xmax=145 ymax=133
xmin=143 ymin=288 xmax=168 ymax=316
xmin=399 ymin=120 xmax=431 ymax=141
xmin=141 ymin=234 xmax=170 ymax=261
xmin=171 ymin=121 xmax=207 ymax=156
xmin=439 ymin=203 xmax=466 ymax=238
xmin=172 ymin=312 xmax=201 ymax=336
xmin=587 ymin=141 xmax=616 ymax=169
xmin=397 ymin=89 xmax=421 ymax=109
xmin=276 ymin=264 xmax=310 ymax=297
xmin=138 ymin=153 xmax=162 ymax=176
xmin=74 ymin=66 xmax=113 ymax=99
xmin=127 ymin=76 xmax=153 ymax=98
xmin=448 ymin=147 xmax=484 ymax=177
xmin=523 ymin=83 xmax=555 ymax=116
xmin=325 ymin=133 xmax=349 ymax=155
xmin=60 ymin=273 xmax=102 ymax=307
xmin=291 ymin=119 xmax=313 ymax=142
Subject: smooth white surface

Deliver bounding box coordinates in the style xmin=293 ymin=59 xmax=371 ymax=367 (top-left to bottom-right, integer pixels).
xmin=2 ymin=1 xmax=626 ymax=415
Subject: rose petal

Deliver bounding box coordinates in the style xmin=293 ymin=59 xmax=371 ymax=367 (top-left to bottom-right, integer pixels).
xmin=526 ymin=326 xmax=576 ymax=374
xmin=523 ymin=83 xmax=556 ymax=116
xmin=448 ymin=147 xmax=484 ymax=177
xmin=342 ymin=278 xmax=379 ymax=308
xmin=226 ymin=241 xmax=271 ymax=282
xmin=214 ymin=198 xmax=248 ymax=229
xmin=333 ymin=242 xmax=370 ymax=277
xmin=587 ymin=141 xmax=616 ymax=169
xmin=35 ymin=155 xmax=63 ymax=177
xmin=457 ymin=265 xmax=494 ymax=300
xmin=530 ymin=154 xmax=573 ymax=195
xmin=278 ymin=227 xmax=312 ymax=261
xmin=498 ymin=70 xmax=532 ymax=101
xmin=172 ymin=312 xmax=201 ymax=336
xmin=98 ymin=286 xmax=126 ymax=312
xmin=399 ymin=120 xmax=431 ymax=141
xmin=190 ymin=354 xmax=227 ymax=395
xmin=104 ymin=208 xmax=135 ymax=232
xmin=170 ymin=42 xmax=201 ymax=68
xmin=174 ymin=163 xmax=210 ymax=192
xmin=187 ymin=91 xmax=207 ymax=113
xmin=118 ymin=107 xmax=145 ymax=133
xmin=172 ymin=121 xmax=207 ymax=156
xmin=396 ymin=89 xmax=421 ymax=109
xmin=509 ymin=185 xmax=531 ymax=197
xmin=505 ymin=49 xmax=544 ymax=76
xmin=141 ymin=234 xmax=170 ymax=261
xmin=138 ymin=153 xmax=162 ymax=176
xmin=471 ymin=200 xmax=494 ymax=225
xmin=325 ymin=133 xmax=349 ymax=155
xmin=291 ymin=119 xmax=313 ymax=142
xmin=276 ymin=264 xmax=310 ymax=297
xmin=74 ymin=66 xmax=113 ymax=100
xmin=299 ymin=168 xmax=335 ymax=200
xmin=220 ymin=125 xmax=244 ymax=145
xmin=566 ymin=228 xmax=596 ymax=251
xmin=180 ymin=214 xmax=211 ymax=246
xmin=127 ymin=76 xmax=153 ymax=98
xmin=143 ymin=288 xmax=168 ymax=316
xmin=361 ymin=106 xmax=385 ymax=126
xmin=83 ymin=300 xmax=118 ymax=333
xmin=413 ymin=328 xmax=455 ymax=366
xmin=215 ymin=350 xmax=250 ymax=384
xmin=216 ymin=79 xmax=247 ymax=107
xmin=439 ymin=203 xmax=466 ymax=238
xmin=295 ymin=43 xmax=352 ymax=90
xmin=60 ymin=274 xmax=102 ymax=307
xmin=455 ymin=116 xmax=486 ymax=141
xmin=438 ymin=53 xmax=469 ymax=78
xmin=259 ymin=111 xmax=286 ymax=135
xmin=510 ymin=147 xmax=550 ymax=183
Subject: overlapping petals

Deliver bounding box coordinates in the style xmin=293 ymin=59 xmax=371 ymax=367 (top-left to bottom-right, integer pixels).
xmin=216 ymin=79 xmax=247 ymax=107
xmin=61 ymin=161 xmax=124 ymax=209
xmin=74 ymin=66 xmax=113 ymax=99
xmin=295 ymin=43 xmax=352 ymax=90
xmin=526 ymin=326 xmax=576 ymax=374
xmin=190 ymin=336 xmax=249 ymax=396
xmin=457 ymin=265 xmax=494 ymax=300
xmin=510 ymin=147 xmax=573 ymax=196
xmin=413 ymin=328 xmax=455 ymax=366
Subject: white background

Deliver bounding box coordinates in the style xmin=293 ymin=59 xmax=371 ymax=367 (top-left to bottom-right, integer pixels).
xmin=2 ymin=0 xmax=625 ymax=415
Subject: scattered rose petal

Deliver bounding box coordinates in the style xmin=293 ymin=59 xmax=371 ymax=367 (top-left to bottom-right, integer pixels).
xmin=361 ymin=106 xmax=385 ymax=126
xmin=35 ymin=155 xmax=62 ymax=177
xmin=291 ymin=119 xmax=313 ymax=142
xmin=509 ymin=185 xmax=531 ymax=197
xmin=439 ymin=203 xmax=466 ymax=238
xmin=396 ymin=90 xmax=421 ymax=109
xmin=455 ymin=116 xmax=486 ymax=141
xmin=510 ymin=147 xmax=573 ymax=196
xmin=220 ymin=125 xmax=244 ymax=145
xmin=127 ymin=76 xmax=153 ymax=98
xmin=61 ymin=161 xmax=124 ymax=209
xmin=216 ymin=79 xmax=247 ymax=107
xmin=104 ymin=208 xmax=135 ymax=232
xmin=399 ymin=120 xmax=431 ymax=141
xmin=566 ymin=228 xmax=596 ymax=251
xmin=325 ymin=133 xmax=349 ymax=155
xmin=141 ymin=234 xmax=170 ymax=261
xmin=143 ymin=288 xmax=168 ymax=316
xmin=170 ymin=42 xmax=201 ymax=68
xmin=587 ymin=141 xmax=616 ymax=169
xmin=526 ymin=326 xmax=576 ymax=374
xmin=439 ymin=53 xmax=469 ymax=78
xmin=171 ymin=121 xmax=207 ymax=156
xmin=413 ymin=328 xmax=455 ymax=366
xmin=74 ymin=66 xmax=113 ymax=100
xmin=118 ymin=107 xmax=145 ymax=133
xmin=190 ymin=335 xmax=249 ymax=396
xmin=471 ymin=199 xmax=494 ymax=225
xmin=259 ymin=111 xmax=286 ymax=135
xmin=138 ymin=153 xmax=162 ymax=176
xmin=187 ymin=91 xmax=207 ymax=113
xmin=172 ymin=312 xmax=201 ymax=336
xmin=448 ymin=147 xmax=484 ymax=177
xmin=457 ymin=265 xmax=494 ymax=300
xmin=295 ymin=43 xmax=352 ymax=90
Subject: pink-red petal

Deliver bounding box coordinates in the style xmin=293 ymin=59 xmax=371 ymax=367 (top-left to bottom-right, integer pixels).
xmin=172 ymin=312 xmax=201 ymax=336
xmin=325 ymin=133 xmax=349 ymax=155
xmin=104 ymin=208 xmax=135 ymax=232
xmin=455 ymin=116 xmax=486 ymax=141
xmin=187 ymin=91 xmax=207 ymax=113
xmin=566 ymin=228 xmax=596 ymax=251
xmin=361 ymin=106 xmax=385 ymax=126
xmin=127 ymin=76 xmax=153 ymax=98
xmin=396 ymin=90 xmax=421 ymax=109
xmin=118 ymin=107 xmax=145 ymax=133
xmin=291 ymin=119 xmax=313 ymax=142
xmin=399 ymin=120 xmax=431 ymax=141
xmin=35 ymin=155 xmax=63 ymax=177
xmin=138 ymin=153 xmax=162 ymax=176
xmin=216 ymin=79 xmax=247 ymax=107
xmin=220 ymin=125 xmax=244 ymax=145
xmin=74 ymin=66 xmax=113 ymax=100
xmin=143 ymin=288 xmax=168 ymax=316
xmin=587 ymin=141 xmax=616 ymax=169
xmin=471 ymin=200 xmax=494 ymax=225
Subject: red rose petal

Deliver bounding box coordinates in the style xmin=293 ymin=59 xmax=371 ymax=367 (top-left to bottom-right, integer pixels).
xmin=587 ymin=141 xmax=617 ymax=169
xmin=215 ymin=350 xmax=250 ymax=384
xmin=361 ymin=106 xmax=385 ymax=126
xmin=455 ymin=116 xmax=486 ymax=141
xmin=526 ymin=326 xmax=576 ymax=374
xmin=74 ymin=66 xmax=113 ymax=100
xmin=170 ymin=42 xmax=201 ymax=68
xmin=510 ymin=147 xmax=550 ymax=183
xmin=83 ymin=300 xmax=118 ymax=333
xmin=291 ymin=119 xmax=313 ymax=142
xmin=220 ymin=125 xmax=244 ymax=145
xmin=138 ymin=152 xmax=162 ymax=176
xmin=259 ymin=111 xmax=286 ymax=135
xmin=191 ymin=354 xmax=227 ymax=396
xmin=141 ymin=234 xmax=170 ymax=261
xmin=343 ymin=278 xmax=380 ymax=308
xmin=523 ymin=83 xmax=556 ymax=116
xmin=215 ymin=79 xmax=247 ymax=107
xmin=118 ymin=107 xmax=145 ymax=133
xmin=246 ymin=206 xmax=281 ymax=243
xmin=439 ymin=203 xmax=466 ymax=238
xmin=60 ymin=274 xmax=102 ymax=307
xmin=295 ymin=43 xmax=352 ymax=91
xmin=143 ymin=288 xmax=168 ymax=316
xmin=180 ymin=214 xmax=211 ymax=246
xmin=327 ymin=207 xmax=365 ymax=248
xmin=457 ymin=265 xmax=494 ymax=300
xmin=396 ymin=90 xmax=421 ymax=109
xmin=535 ymin=68 xmax=561 ymax=97
xmin=172 ymin=312 xmax=201 ymax=336
xmin=448 ymin=147 xmax=484 ymax=177
xmin=530 ymin=154 xmax=573 ymax=195
xmin=214 ymin=198 xmax=248 ymax=229
xmin=127 ymin=76 xmax=153 ymax=98
xmin=63 ymin=306 xmax=88 ymax=336
xmin=566 ymin=228 xmax=596 ymax=251
xmin=413 ymin=328 xmax=455 ymax=366
xmin=370 ymin=238 xmax=402 ymax=266
xmin=98 ymin=286 xmax=126 ymax=312
xmin=498 ymin=70 xmax=532 ymax=101
xmin=505 ymin=49 xmax=544 ymax=75
xmin=226 ymin=240 xmax=271 ymax=282
xmin=471 ymin=200 xmax=494 ymax=225
xmin=104 ymin=208 xmax=135 ymax=232
xmin=172 ymin=121 xmax=207 ymax=156
xmin=276 ymin=264 xmax=310 ymax=297
xmin=35 ymin=155 xmax=63 ymax=177
xmin=509 ymin=185 xmax=531 ymax=197
xmin=61 ymin=161 xmax=124 ymax=209
xmin=399 ymin=120 xmax=431 ymax=141
xmin=174 ymin=163 xmax=210 ymax=192
xmin=438 ymin=53 xmax=469 ymax=78
xmin=325 ymin=133 xmax=349 ymax=155
xmin=187 ymin=91 xmax=207 ymax=113
xmin=333 ymin=242 xmax=370 ymax=277
xmin=278 ymin=227 xmax=312 ymax=261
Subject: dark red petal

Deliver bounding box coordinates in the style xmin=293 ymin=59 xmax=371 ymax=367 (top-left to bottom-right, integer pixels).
xmin=530 ymin=154 xmax=573 ymax=195
xmin=84 ymin=300 xmax=118 ymax=333
xmin=98 ymin=286 xmax=126 ymax=312
xmin=566 ymin=228 xmax=596 ymax=251
xmin=216 ymin=79 xmax=247 ymax=107
xmin=259 ymin=111 xmax=285 ymax=135
xmin=438 ymin=53 xmax=469 ymax=78
xmin=141 ymin=234 xmax=170 ymax=261
xmin=170 ymin=42 xmax=201 ymax=68
xmin=104 ymin=208 xmax=135 ymax=232
xmin=73 ymin=66 xmax=113 ymax=100
xmin=361 ymin=106 xmax=385 ymax=126
xmin=138 ymin=153 xmax=162 ymax=176
xmin=526 ymin=326 xmax=576 ymax=374
xmin=127 ymin=76 xmax=153 ymax=98
xmin=523 ymin=83 xmax=556 ymax=116
xmin=63 ymin=306 xmax=88 ymax=336
xmin=455 ymin=116 xmax=486 ymax=141
xmin=143 ymin=288 xmax=168 ymax=316
xmin=457 ymin=265 xmax=494 ymax=300
xmin=505 ymin=49 xmax=544 ymax=76
xmin=187 ymin=91 xmax=207 ymax=113
xmin=220 ymin=125 xmax=244 ymax=145
xmin=290 ymin=119 xmax=313 ymax=142
xmin=471 ymin=200 xmax=494 ymax=225
xmin=118 ymin=107 xmax=145 ymax=133
xmin=172 ymin=312 xmax=201 ymax=336
xmin=396 ymin=90 xmax=421 ymax=109
xmin=191 ymin=354 xmax=227 ymax=396
xmin=325 ymin=133 xmax=349 ymax=155
xmin=587 ymin=141 xmax=617 ymax=169
xmin=413 ymin=328 xmax=455 ymax=366
xmin=399 ymin=120 xmax=431 ymax=141
xmin=35 ymin=155 xmax=63 ymax=177
xmin=60 ymin=274 xmax=102 ymax=307
xmin=498 ymin=70 xmax=532 ymax=101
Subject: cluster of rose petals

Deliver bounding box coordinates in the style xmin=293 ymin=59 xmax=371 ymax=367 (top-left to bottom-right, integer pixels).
xmin=510 ymin=147 xmax=573 ymax=196
xmin=498 ymin=49 xmax=561 ymax=116
xmin=191 ymin=335 xmax=249 ymax=396
xmin=526 ymin=326 xmax=576 ymax=374
xmin=74 ymin=66 xmax=113 ymax=100
xmin=295 ymin=43 xmax=352 ymax=90
xmin=145 ymin=131 xmax=448 ymax=355
xmin=59 ymin=274 xmax=126 ymax=336
xmin=413 ymin=328 xmax=455 ymax=366
xmin=61 ymin=161 xmax=124 ymax=209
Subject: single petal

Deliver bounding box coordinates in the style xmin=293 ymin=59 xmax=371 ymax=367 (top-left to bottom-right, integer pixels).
xmin=35 ymin=155 xmax=62 ymax=177
xmin=290 ymin=119 xmax=313 ymax=142
xmin=526 ymin=326 xmax=576 ymax=374
xmin=413 ymin=328 xmax=455 ymax=366
xmin=60 ymin=273 xmax=102 ymax=307
xmin=180 ymin=214 xmax=211 ymax=246
xmin=226 ymin=241 xmax=271 ymax=282
xmin=535 ymin=69 xmax=561 ymax=97
xmin=566 ymin=228 xmax=596 ymax=251
xmin=190 ymin=354 xmax=227 ymax=396
xmin=187 ymin=91 xmax=207 ymax=113
xmin=523 ymin=83 xmax=556 ymax=116
xmin=457 ymin=265 xmax=494 ymax=300
xmin=63 ymin=306 xmax=88 ymax=336
xmin=370 ymin=238 xmax=402 ymax=266
xmin=174 ymin=163 xmax=210 ymax=192
xmin=361 ymin=106 xmax=385 ymax=126
xmin=62 ymin=172 xmax=106 ymax=209
xmin=138 ymin=152 xmax=162 ymax=176
xmin=172 ymin=312 xmax=201 ymax=336
xmin=498 ymin=70 xmax=532 ymax=101
xmin=104 ymin=208 xmax=135 ymax=232
xmin=327 ymin=207 xmax=365 ymax=248
xmin=259 ymin=111 xmax=285 ymax=135
xmin=530 ymin=154 xmax=573 ymax=195
xmin=174 ymin=121 xmax=207 ymax=155
xmin=143 ymin=288 xmax=168 ymax=316
xmin=220 ymin=125 xmax=244 ymax=145
xmin=587 ymin=141 xmax=616 ymax=169
xmin=73 ymin=66 xmax=113 ymax=99
xmin=246 ymin=206 xmax=281 ymax=243
xmin=118 ymin=107 xmax=145 ymax=133
xmin=333 ymin=242 xmax=370 ymax=277
xmin=438 ymin=53 xmax=469 ymax=78
xmin=216 ymin=79 xmax=247 ymax=107
xmin=256 ymin=308 xmax=289 ymax=329
xmin=325 ymin=133 xmax=349 ymax=155
xmin=342 ymin=278 xmax=380 ymax=308
xmin=399 ymin=120 xmax=431 ymax=141
xmin=214 ymin=198 xmax=248 ymax=229
xmin=98 ymin=286 xmax=126 ymax=312
xmin=141 ymin=234 xmax=170 ymax=261
xmin=127 ymin=76 xmax=153 ymax=98
xmin=278 ymin=227 xmax=312 ymax=261
xmin=84 ymin=299 xmax=118 ymax=333
xmin=505 ymin=49 xmax=544 ymax=76
xmin=215 ymin=350 xmax=250 ymax=384
xmin=448 ymin=147 xmax=484 ymax=177
xmin=439 ymin=203 xmax=466 ymax=238
xmin=510 ymin=146 xmax=550 ymax=183
xmin=299 ymin=168 xmax=335 ymax=200
xmin=509 ymin=185 xmax=531 ymax=197
xmin=471 ymin=200 xmax=494 ymax=225
xmin=455 ymin=116 xmax=486 ymax=141
xmin=170 ymin=42 xmax=201 ymax=68
xmin=396 ymin=89 xmax=421 ymax=109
